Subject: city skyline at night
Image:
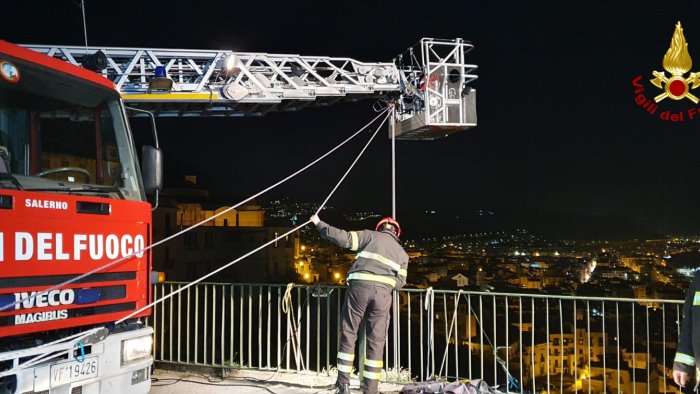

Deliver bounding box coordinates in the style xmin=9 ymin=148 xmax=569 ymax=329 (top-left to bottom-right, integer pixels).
xmin=6 ymin=4 xmax=700 ymax=392
xmin=5 ymin=1 xmax=700 ymax=239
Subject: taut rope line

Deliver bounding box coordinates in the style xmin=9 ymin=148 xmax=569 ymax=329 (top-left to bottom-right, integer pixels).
xmin=2 ymin=111 xmax=390 ymax=377
xmin=1 ymin=107 xmax=390 ymax=313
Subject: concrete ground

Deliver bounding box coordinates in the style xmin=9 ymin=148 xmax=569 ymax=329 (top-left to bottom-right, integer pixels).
xmin=151 ymin=368 xmax=406 ymax=394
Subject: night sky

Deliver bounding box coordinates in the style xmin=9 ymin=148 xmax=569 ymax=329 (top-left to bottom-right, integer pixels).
xmin=4 ymin=1 xmax=700 ymax=239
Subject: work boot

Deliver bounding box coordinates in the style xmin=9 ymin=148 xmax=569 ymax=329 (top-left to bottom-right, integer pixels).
xmin=335 ymin=381 xmax=350 ymax=394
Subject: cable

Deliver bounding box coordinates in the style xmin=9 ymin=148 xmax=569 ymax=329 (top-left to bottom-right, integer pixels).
xmin=153 ymin=371 xmax=335 ymax=393
xmin=424 ymin=287 xmax=435 ymax=379
xmin=250 ymin=112 xmax=389 ymax=386
xmin=196 ymin=111 xmax=390 ymax=386
xmin=3 ymin=113 xmax=390 ymax=376
xmin=151 ymin=376 xmax=277 ymax=393
xmin=120 ymin=111 xmax=387 ymax=324
xmin=463 ymin=293 xmax=519 ymax=391
xmin=0 ymin=107 xmax=389 ymax=313
xmin=437 ymin=290 xmax=462 ymax=378
xmin=390 ymin=103 xmax=396 ymax=219
xmin=0 ymin=326 xmax=103 ymax=367
xmin=150 ymin=377 xmax=183 ymax=386
xmin=80 ymin=0 xmax=89 ymax=54
xmin=4 ymin=110 xmax=390 ymax=377
xmin=314 ymin=112 xmax=388 ymax=215
xmin=118 ymin=224 xmax=308 ymax=324
xmin=282 ymin=283 xmax=305 ymax=373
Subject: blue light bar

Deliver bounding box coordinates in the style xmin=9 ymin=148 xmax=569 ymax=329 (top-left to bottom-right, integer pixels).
xmin=75 ymin=289 xmax=102 ymax=304
xmin=154 ymin=66 xmax=166 ymax=78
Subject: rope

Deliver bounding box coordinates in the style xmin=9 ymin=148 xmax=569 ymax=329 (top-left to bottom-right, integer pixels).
xmin=437 ymin=290 xmax=462 ymax=378
xmin=80 ymin=0 xmax=89 ymax=53
xmin=314 ymin=112 xmax=389 ymax=215
xmin=465 ymin=295 xmax=519 ymax=391
xmin=424 ymin=287 xmax=434 ymax=379
xmin=0 ymin=107 xmax=389 ymax=314
xmin=0 ymin=326 xmax=103 ymax=365
xmin=121 ymin=113 xmax=386 ymax=323
xmin=282 ymin=283 xmax=305 ymax=371
xmin=4 ymin=110 xmax=389 ymax=377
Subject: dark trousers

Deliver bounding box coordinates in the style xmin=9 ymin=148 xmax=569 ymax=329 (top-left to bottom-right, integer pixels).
xmin=336 ymin=281 xmax=393 ymax=394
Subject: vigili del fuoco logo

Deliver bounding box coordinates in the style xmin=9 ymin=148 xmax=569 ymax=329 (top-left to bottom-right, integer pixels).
xmin=632 ymin=21 xmax=700 ymax=122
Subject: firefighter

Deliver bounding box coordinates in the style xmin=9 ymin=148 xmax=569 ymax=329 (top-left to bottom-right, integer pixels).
xmin=673 ymin=270 xmax=700 ymax=391
xmin=310 ymin=214 xmax=409 ymax=394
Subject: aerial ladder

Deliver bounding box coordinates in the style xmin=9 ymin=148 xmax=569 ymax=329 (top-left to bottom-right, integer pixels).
xmin=28 ymin=37 xmax=479 ymax=382
xmin=24 ymin=38 xmax=478 ymax=140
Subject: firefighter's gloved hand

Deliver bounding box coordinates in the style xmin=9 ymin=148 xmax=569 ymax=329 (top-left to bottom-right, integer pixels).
xmin=310 ymin=214 xmax=320 ymax=225
xmin=673 ymin=369 xmax=688 ymax=388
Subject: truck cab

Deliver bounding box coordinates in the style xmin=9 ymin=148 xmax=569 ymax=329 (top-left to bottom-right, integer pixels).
xmin=0 ymin=40 xmax=159 ymax=394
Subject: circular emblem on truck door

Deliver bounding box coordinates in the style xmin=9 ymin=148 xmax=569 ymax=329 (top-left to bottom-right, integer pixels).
xmin=0 ymin=61 xmax=20 ymax=83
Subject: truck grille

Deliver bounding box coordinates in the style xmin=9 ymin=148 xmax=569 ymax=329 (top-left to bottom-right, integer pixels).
xmin=0 ymin=272 xmax=136 ymax=289
xmin=0 ymin=302 xmax=136 ymax=327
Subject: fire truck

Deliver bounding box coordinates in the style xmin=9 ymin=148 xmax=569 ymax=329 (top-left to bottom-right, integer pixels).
xmin=0 ymin=37 xmax=477 ymax=393
xmin=0 ymin=41 xmax=161 ymax=393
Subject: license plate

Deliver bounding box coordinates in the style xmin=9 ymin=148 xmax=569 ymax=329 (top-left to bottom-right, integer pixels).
xmin=49 ymin=357 xmax=98 ymax=387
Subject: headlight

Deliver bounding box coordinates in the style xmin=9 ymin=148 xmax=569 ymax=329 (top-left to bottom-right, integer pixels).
xmin=121 ymin=335 xmax=153 ymax=365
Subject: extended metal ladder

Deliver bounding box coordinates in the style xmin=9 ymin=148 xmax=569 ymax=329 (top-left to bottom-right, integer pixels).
xmin=24 ymin=38 xmax=478 ymax=139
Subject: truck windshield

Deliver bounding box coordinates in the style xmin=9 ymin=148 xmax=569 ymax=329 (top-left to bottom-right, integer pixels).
xmin=0 ymin=61 xmax=144 ymax=201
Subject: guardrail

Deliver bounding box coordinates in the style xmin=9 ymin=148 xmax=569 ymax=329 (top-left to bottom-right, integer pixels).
xmin=150 ymin=282 xmax=684 ymax=393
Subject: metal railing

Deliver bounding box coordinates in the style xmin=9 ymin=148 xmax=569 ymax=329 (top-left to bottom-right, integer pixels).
xmin=150 ymin=282 xmax=684 ymax=393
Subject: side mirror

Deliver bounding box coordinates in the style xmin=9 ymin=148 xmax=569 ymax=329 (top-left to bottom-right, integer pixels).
xmin=142 ymin=145 xmax=163 ymax=195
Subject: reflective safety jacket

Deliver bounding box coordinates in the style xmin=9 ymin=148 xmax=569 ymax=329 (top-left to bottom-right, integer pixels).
xmin=316 ymin=220 xmax=409 ymax=289
xmin=674 ymin=270 xmax=700 ymax=374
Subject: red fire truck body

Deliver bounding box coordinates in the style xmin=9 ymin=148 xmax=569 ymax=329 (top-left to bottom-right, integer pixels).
xmin=0 ymin=40 xmax=157 ymax=393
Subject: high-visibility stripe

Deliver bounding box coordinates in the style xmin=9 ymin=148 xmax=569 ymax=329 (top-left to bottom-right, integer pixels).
xmin=357 ymin=251 xmax=402 ymax=272
xmin=338 ymin=352 xmax=355 ymax=361
xmin=398 ymin=269 xmax=407 ymax=277
xmin=337 ymin=364 xmax=354 ymax=373
xmin=347 ymin=272 xmax=396 ymax=288
xmin=694 ymin=291 xmax=700 ymax=305
xmin=364 ymin=359 xmax=383 ymax=368
xmin=350 ymin=232 xmax=359 ymax=251
xmin=675 ymin=352 xmax=695 ymax=366
xmin=363 ymin=370 xmax=382 ymax=380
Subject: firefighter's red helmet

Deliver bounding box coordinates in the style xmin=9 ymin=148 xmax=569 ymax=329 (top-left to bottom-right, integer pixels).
xmin=376 ymin=217 xmax=401 ymax=238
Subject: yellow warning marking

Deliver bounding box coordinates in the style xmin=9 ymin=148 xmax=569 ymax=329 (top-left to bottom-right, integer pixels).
xmin=123 ymin=92 xmax=221 ymax=101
